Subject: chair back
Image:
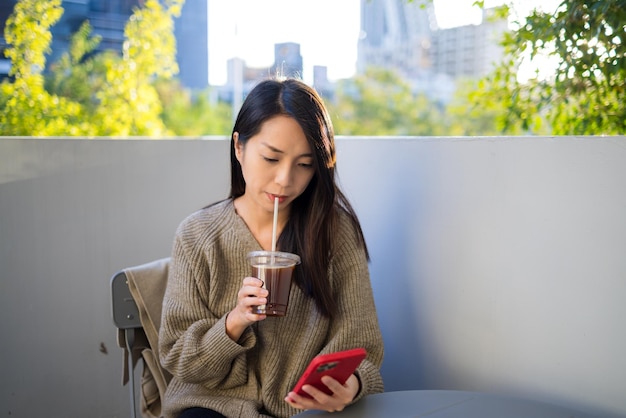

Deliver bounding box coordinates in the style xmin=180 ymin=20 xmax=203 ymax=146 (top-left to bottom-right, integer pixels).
xmin=111 ymin=257 xmax=171 ymax=418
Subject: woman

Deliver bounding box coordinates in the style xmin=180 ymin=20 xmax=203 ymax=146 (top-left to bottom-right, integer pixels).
xmin=159 ymin=78 xmax=384 ymax=418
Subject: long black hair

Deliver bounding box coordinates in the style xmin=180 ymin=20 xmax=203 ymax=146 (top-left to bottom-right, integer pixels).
xmin=229 ymin=78 xmax=368 ymax=318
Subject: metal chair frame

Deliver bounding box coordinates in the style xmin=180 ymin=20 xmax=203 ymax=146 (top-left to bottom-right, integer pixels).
xmin=111 ymin=270 xmax=142 ymax=418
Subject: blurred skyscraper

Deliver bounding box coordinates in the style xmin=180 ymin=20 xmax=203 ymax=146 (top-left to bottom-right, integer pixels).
xmin=220 ymin=41 xmax=305 ymax=110
xmin=0 ymin=0 xmax=18 ymax=80
xmin=358 ymin=0 xmax=436 ymax=79
xmin=431 ymin=7 xmax=508 ymax=79
xmin=175 ymin=0 xmax=209 ymax=90
xmin=272 ymin=42 xmax=303 ymax=80
xmin=357 ymin=0 xmax=507 ymax=103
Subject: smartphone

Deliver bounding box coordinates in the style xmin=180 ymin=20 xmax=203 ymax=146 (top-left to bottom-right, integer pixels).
xmin=291 ymin=348 xmax=367 ymax=398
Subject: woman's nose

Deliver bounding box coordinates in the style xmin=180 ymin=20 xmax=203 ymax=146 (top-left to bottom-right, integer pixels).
xmin=274 ymin=164 xmax=292 ymax=187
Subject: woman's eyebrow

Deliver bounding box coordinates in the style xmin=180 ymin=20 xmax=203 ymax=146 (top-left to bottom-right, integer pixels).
xmin=262 ymin=142 xmax=313 ymax=158
xmin=262 ymin=142 xmax=284 ymax=154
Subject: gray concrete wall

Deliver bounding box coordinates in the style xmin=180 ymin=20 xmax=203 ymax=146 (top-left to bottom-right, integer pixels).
xmin=1 ymin=136 xmax=625 ymax=417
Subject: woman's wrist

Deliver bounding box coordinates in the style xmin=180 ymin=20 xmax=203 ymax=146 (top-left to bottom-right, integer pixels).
xmin=225 ymin=310 xmax=247 ymax=342
xmin=353 ymin=373 xmax=363 ymax=400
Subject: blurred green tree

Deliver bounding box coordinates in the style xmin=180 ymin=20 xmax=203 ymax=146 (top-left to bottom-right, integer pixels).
xmin=0 ymin=0 xmax=91 ymax=135
xmin=92 ymin=0 xmax=183 ymax=136
xmin=45 ymin=21 xmax=112 ymax=116
xmin=1 ymin=0 xmax=189 ymax=136
xmin=444 ymin=75 xmax=552 ymax=136
xmin=472 ymin=0 xmax=626 ymax=135
xmin=155 ymin=79 xmax=232 ymax=136
xmin=329 ymin=67 xmax=446 ymax=136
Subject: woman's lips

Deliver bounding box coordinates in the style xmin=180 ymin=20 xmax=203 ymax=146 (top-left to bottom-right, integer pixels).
xmin=268 ymin=193 xmax=287 ymax=204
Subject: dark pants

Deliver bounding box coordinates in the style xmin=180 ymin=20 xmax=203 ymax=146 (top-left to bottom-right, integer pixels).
xmin=178 ymin=407 xmax=228 ymax=418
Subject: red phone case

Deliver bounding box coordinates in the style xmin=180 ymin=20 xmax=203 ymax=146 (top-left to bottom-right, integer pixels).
xmin=292 ymin=348 xmax=367 ymax=397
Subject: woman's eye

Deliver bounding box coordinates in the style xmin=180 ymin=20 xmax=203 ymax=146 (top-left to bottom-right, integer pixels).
xmin=263 ymin=156 xmax=278 ymax=163
xmin=299 ymin=162 xmax=314 ymax=168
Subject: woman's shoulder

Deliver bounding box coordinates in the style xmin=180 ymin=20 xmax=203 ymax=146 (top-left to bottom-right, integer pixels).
xmin=334 ymin=206 xmax=366 ymax=247
xmin=175 ymin=198 xmax=234 ymax=238
xmin=335 ymin=205 xmax=361 ymax=230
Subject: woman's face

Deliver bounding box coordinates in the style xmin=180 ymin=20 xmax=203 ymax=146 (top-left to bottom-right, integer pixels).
xmin=234 ymin=115 xmax=315 ymax=215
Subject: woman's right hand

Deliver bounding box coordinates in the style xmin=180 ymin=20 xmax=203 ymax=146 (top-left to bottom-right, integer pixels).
xmin=225 ymin=277 xmax=268 ymax=341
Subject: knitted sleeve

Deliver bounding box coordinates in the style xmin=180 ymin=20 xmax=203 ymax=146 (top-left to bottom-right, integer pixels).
xmin=158 ymin=213 xmax=256 ymax=388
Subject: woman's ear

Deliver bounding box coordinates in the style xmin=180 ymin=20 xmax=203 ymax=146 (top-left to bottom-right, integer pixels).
xmin=233 ymin=132 xmax=243 ymax=162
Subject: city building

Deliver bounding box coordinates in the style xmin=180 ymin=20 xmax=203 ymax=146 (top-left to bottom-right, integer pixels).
xmin=357 ymin=0 xmax=507 ymax=103
xmin=174 ymin=0 xmax=209 ymax=90
xmin=0 ymin=1 xmax=18 ymax=81
xmin=0 ymin=0 xmax=208 ymax=90
xmin=358 ymin=0 xmax=436 ymax=79
xmin=271 ymin=42 xmax=303 ymax=80
xmin=312 ymin=65 xmax=333 ymax=100
xmin=219 ymin=41 xmax=304 ymax=108
xmin=431 ymin=7 xmax=508 ymax=79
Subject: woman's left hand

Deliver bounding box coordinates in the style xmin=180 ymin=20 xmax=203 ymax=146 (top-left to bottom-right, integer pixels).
xmin=284 ymin=374 xmax=360 ymax=413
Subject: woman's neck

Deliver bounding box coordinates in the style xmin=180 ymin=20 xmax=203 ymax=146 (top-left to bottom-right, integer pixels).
xmin=233 ymin=195 xmax=289 ymax=251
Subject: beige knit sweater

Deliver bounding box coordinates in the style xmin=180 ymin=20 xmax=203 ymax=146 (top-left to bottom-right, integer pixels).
xmin=159 ymin=199 xmax=384 ymax=418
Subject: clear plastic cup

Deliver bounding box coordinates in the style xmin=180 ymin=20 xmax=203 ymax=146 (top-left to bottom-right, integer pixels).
xmin=247 ymin=250 xmax=301 ymax=316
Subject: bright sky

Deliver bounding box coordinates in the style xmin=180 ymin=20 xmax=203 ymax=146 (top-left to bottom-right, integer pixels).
xmin=207 ymin=0 xmax=561 ymax=86
xmin=207 ymin=0 xmax=361 ymax=85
